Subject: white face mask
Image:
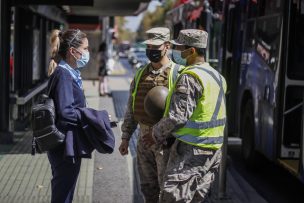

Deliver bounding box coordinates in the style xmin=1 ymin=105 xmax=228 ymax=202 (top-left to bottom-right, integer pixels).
xmin=171 ymin=50 xmax=187 ymax=66
xmin=72 ymin=48 xmax=90 ymax=70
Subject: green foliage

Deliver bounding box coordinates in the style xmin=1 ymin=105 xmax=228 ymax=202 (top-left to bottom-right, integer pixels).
xmin=137 ymin=0 xmax=175 ymax=41
xmin=115 ymin=1 xmax=176 ymax=43
xmin=116 ymin=16 xmax=136 ymax=42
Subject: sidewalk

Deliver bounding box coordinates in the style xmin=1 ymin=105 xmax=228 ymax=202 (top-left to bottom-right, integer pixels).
xmin=84 ymin=74 xmax=133 ymax=203
xmin=0 ymin=130 xmax=94 ymax=203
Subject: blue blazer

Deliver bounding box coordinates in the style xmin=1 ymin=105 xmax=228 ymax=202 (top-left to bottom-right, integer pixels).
xmin=77 ymin=108 xmax=115 ymax=154
xmin=49 ymin=66 xmax=115 ymax=158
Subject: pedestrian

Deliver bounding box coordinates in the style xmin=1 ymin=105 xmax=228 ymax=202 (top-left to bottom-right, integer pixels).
xmin=47 ymin=29 xmax=91 ymax=203
xmin=118 ymin=27 xmax=184 ymax=203
xmin=153 ymin=29 xmax=227 ymax=203
xmin=98 ymin=42 xmax=109 ymax=96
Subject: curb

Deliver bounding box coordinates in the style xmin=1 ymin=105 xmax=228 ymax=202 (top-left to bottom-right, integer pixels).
xmin=118 ymin=122 xmax=144 ymax=203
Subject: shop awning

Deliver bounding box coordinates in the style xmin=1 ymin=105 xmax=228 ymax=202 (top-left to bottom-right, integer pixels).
xmin=13 ymin=0 xmax=151 ymax=16
xmin=69 ymin=0 xmax=150 ymax=16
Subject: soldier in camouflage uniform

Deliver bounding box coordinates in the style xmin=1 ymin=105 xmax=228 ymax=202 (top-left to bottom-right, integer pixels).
xmin=119 ymin=27 xmax=183 ymax=203
xmin=152 ymin=29 xmax=227 ymax=203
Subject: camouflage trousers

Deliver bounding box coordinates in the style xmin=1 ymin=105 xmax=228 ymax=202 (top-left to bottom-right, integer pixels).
xmin=137 ymin=135 xmax=170 ymax=203
xmin=159 ymin=140 xmax=222 ymax=203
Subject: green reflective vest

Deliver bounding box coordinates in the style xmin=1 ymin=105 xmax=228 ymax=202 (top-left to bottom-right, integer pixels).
xmin=164 ymin=63 xmax=227 ymax=150
xmin=132 ymin=62 xmax=183 ymax=114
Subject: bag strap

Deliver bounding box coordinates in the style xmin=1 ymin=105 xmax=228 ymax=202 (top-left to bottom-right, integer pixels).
xmin=47 ymin=76 xmax=56 ymax=96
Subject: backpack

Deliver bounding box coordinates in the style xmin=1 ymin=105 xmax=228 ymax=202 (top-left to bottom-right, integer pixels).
xmin=31 ymin=77 xmax=65 ymax=154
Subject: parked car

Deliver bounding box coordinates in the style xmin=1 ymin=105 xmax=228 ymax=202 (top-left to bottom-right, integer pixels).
xmin=118 ymin=41 xmax=130 ymax=58
xmin=128 ymin=47 xmax=149 ymax=69
xmin=133 ymin=51 xmax=149 ymax=69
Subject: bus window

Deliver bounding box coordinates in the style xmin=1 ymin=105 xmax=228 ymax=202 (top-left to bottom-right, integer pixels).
xmin=227 ymin=7 xmax=236 ymax=53
xmin=248 ymin=0 xmax=258 ymax=19
xmin=256 ymin=15 xmax=281 ymax=70
xmin=258 ymin=0 xmax=283 ymax=16
xmin=287 ymin=0 xmax=304 ymax=79
xmin=244 ymin=20 xmax=255 ymax=49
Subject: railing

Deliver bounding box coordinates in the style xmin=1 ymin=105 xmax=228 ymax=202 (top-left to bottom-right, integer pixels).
xmin=11 ymin=80 xmax=48 ymax=105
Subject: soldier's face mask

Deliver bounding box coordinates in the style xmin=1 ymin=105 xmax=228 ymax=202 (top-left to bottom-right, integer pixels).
xmin=172 ymin=50 xmax=187 ymax=66
xmin=146 ymin=44 xmax=167 ymax=63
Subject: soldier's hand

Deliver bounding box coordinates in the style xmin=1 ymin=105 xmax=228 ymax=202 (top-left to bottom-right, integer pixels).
xmin=119 ymin=139 xmax=129 ymax=155
xmin=142 ymin=133 xmax=156 ymax=148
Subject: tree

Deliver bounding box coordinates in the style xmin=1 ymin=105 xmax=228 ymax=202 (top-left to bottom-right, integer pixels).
xmin=137 ymin=0 xmax=175 ymax=41
xmin=116 ymin=16 xmax=136 ymax=43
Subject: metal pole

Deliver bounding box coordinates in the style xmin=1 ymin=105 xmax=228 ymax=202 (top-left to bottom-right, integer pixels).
xmin=218 ymin=123 xmax=228 ymax=199
xmin=301 ymin=92 xmax=304 ymax=180
xmin=218 ymin=1 xmax=230 ymax=197
xmin=0 ymin=0 xmax=13 ymax=143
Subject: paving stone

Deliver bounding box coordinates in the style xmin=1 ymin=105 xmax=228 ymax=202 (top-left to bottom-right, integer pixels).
xmin=111 ymin=90 xmax=129 ymax=120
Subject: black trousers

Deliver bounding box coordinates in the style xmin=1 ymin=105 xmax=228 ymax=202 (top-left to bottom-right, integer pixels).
xmin=47 ymin=146 xmax=81 ymax=203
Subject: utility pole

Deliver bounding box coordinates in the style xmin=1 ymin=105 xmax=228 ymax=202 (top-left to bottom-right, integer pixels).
xmin=0 ymin=0 xmax=13 ymax=144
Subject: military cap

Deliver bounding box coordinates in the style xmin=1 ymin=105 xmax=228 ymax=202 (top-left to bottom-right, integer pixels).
xmin=171 ymin=29 xmax=208 ymax=48
xmin=142 ymin=27 xmax=170 ymax=46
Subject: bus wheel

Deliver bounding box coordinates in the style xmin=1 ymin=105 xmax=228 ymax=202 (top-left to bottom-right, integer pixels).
xmin=241 ymin=99 xmax=257 ymax=166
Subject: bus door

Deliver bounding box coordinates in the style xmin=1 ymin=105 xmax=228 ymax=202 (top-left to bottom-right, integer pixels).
xmin=221 ymin=1 xmax=242 ymax=135
xmin=279 ymin=0 xmax=304 ymax=179
xmin=253 ymin=1 xmax=283 ymax=160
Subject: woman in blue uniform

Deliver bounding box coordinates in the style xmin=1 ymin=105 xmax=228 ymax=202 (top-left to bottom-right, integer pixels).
xmin=47 ymin=29 xmax=90 ymax=203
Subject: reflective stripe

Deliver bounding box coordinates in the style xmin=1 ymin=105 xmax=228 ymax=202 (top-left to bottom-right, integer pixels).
xmin=165 ymin=63 xmax=180 ymax=116
xmin=211 ymin=73 xmax=224 ymax=121
xmin=132 ymin=66 xmax=148 ymax=110
xmin=188 ymin=66 xmax=226 ymax=121
xmin=184 ymin=118 xmax=226 ymax=129
xmin=134 ymin=66 xmax=147 ymax=86
xmin=174 ymin=134 xmax=224 ymax=144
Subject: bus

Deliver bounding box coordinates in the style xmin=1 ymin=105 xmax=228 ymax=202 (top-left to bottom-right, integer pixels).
xmin=220 ymin=0 xmax=304 ymax=182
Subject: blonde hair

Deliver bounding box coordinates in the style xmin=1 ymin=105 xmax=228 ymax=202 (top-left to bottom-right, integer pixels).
xmin=48 ymin=29 xmax=61 ymax=76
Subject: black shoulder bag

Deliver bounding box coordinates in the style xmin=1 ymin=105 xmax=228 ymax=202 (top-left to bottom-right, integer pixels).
xmin=31 ymin=77 xmax=65 ymax=155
